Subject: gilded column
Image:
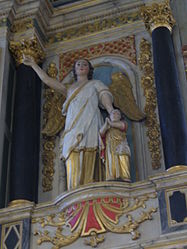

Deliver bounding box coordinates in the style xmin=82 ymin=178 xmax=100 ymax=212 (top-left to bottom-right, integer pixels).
xmin=8 ymin=37 xmax=44 ymax=205
xmin=141 ymin=1 xmax=187 ymax=170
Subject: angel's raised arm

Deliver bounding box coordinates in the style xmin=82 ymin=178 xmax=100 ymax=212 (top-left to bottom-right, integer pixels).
xmin=22 ymin=55 xmax=67 ymax=97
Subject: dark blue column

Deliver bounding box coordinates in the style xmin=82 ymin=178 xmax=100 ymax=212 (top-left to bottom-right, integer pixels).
xmin=152 ymin=27 xmax=187 ymax=169
xmin=9 ymin=64 xmax=41 ymax=203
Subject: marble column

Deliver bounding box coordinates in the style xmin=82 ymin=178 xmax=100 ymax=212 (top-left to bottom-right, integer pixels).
xmin=8 ymin=37 xmax=44 ymax=205
xmin=141 ymin=1 xmax=187 ymax=170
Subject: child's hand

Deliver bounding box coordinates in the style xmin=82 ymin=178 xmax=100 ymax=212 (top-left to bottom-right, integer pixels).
xmin=106 ymin=118 xmax=113 ymax=127
xmin=100 ymin=118 xmax=110 ymax=135
xmin=105 ymin=117 xmax=110 ymax=124
xmin=105 ymin=118 xmax=111 ymax=129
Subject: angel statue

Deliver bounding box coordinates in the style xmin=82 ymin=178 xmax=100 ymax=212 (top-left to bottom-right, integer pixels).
xmin=22 ymin=56 xmax=144 ymax=190
xmin=22 ymin=56 xmax=115 ymax=190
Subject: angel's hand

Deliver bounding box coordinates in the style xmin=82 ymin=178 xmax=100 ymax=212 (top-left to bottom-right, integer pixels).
xmin=22 ymin=54 xmax=35 ymax=67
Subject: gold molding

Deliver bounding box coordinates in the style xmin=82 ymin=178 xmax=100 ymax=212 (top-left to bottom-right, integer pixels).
xmin=8 ymin=199 xmax=34 ymax=207
xmin=47 ymin=11 xmax=140 ymax=44
xmin=139 ymin=38 xmax=161 ymax=169
xmin=165 ymin=187 xmax=187 ymax=227
xmin=140 ymin=0 xmax=175 ymax=33
xmin=9 ymin=36 xmax=45 ymax=66
xmin=7 ymin=10 xmax=141 ymax=47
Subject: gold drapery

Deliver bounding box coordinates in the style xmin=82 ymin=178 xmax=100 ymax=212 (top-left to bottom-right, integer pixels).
xmin=66 ymin=149 xmax=97 ymax=190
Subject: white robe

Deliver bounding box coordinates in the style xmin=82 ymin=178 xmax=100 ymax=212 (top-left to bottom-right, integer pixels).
xmin=61 ymin=80 xmax=112 ymax=160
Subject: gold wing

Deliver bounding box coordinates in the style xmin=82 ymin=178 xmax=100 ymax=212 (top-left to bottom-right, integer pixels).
xmin=110 ymin=72 xmax=145 ymax=121
xmin=42 ymin=91 xmax=66 ymax=136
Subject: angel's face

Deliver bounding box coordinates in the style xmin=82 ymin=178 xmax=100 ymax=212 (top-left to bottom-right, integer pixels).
xmin=75 ymin=60 xmax=89 ymax=77
xmin=110 ymin=109 xmax=121 ymax=122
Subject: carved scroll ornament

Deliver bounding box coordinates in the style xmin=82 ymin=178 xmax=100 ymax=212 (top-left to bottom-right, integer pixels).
xmin=33 ymin=194 xmax=157 ymax=248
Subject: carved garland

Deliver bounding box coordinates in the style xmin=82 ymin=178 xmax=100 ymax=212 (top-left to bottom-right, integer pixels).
xmin=41 ymin=63 xmax=58 ymax=192
xmin=138 ymin=38 xmax=161 ymax=169
xmin=33 ymin=194 xmax=157 ymax=248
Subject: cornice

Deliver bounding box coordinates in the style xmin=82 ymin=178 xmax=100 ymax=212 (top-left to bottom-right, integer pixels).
xmin=0 ymin=0 xmax=163 ymax=53
xmin=7 ymin=1 xmax=145 ymax=51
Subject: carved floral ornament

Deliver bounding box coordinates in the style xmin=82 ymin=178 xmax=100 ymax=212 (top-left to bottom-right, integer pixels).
xmin=140 ymin=0 xmax=175 ymax=33
xmin=32 ymin=194 xmax=157 ymax=248
xmin=138 ymin=38 xmax=161 ymax=169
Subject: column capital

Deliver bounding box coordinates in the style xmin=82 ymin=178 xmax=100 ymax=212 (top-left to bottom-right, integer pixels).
xmin=9 ymin=36 xmax=45 ymax=66
xmin=140 ymin=0 xmax=175 ymax=34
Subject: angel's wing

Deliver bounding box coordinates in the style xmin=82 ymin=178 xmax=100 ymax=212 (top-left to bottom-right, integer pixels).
xmin=109 ymin=72 xmax=145 ymax=121
xmin=42 ymin=92 xmax=66 ymax=136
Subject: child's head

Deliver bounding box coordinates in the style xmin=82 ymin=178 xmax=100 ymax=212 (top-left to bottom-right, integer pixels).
xmin=110 ymin=109 xmax=121 ymax=122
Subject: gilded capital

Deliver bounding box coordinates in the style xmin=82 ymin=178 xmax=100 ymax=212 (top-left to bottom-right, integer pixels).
xmin=140 ymin=0 xmax=175 ymax=33
xmin=9 ymin=36 xmax=45 ymax=65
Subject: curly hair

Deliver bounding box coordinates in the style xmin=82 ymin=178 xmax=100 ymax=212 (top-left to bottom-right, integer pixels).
xmin=72 ymin=59 xmax=94 ymax=80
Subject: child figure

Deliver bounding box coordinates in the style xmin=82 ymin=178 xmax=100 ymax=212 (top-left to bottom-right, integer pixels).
xmin=99 ymin=109 xmax=131 ymax=182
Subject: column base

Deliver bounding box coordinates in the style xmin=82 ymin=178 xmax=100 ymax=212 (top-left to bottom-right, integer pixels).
xmin=167 ymin=165 xmax=187 ymax=173
xmin=8 ymin=199 xmax=34 ymax=207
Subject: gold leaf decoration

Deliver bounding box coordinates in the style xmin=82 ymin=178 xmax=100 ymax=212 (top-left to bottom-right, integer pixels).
xmin=140 ymin=0 xmax=175 ymax=33
xmin=41 ymin=62 xmax=63 ymax=192
xmin=9 ymin=36 xmax=45 ymax=66
xmin=138 ymin=38 xmax=161 ymax=169
xmin=48 ymin=12 xmax=140 ymax=44
xmin=33 ymin=194 xmax=157 ymax=248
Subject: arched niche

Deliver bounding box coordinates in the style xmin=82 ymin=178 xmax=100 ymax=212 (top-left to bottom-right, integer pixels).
xmin=38 ymin=55 xmax=163 ymax=203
